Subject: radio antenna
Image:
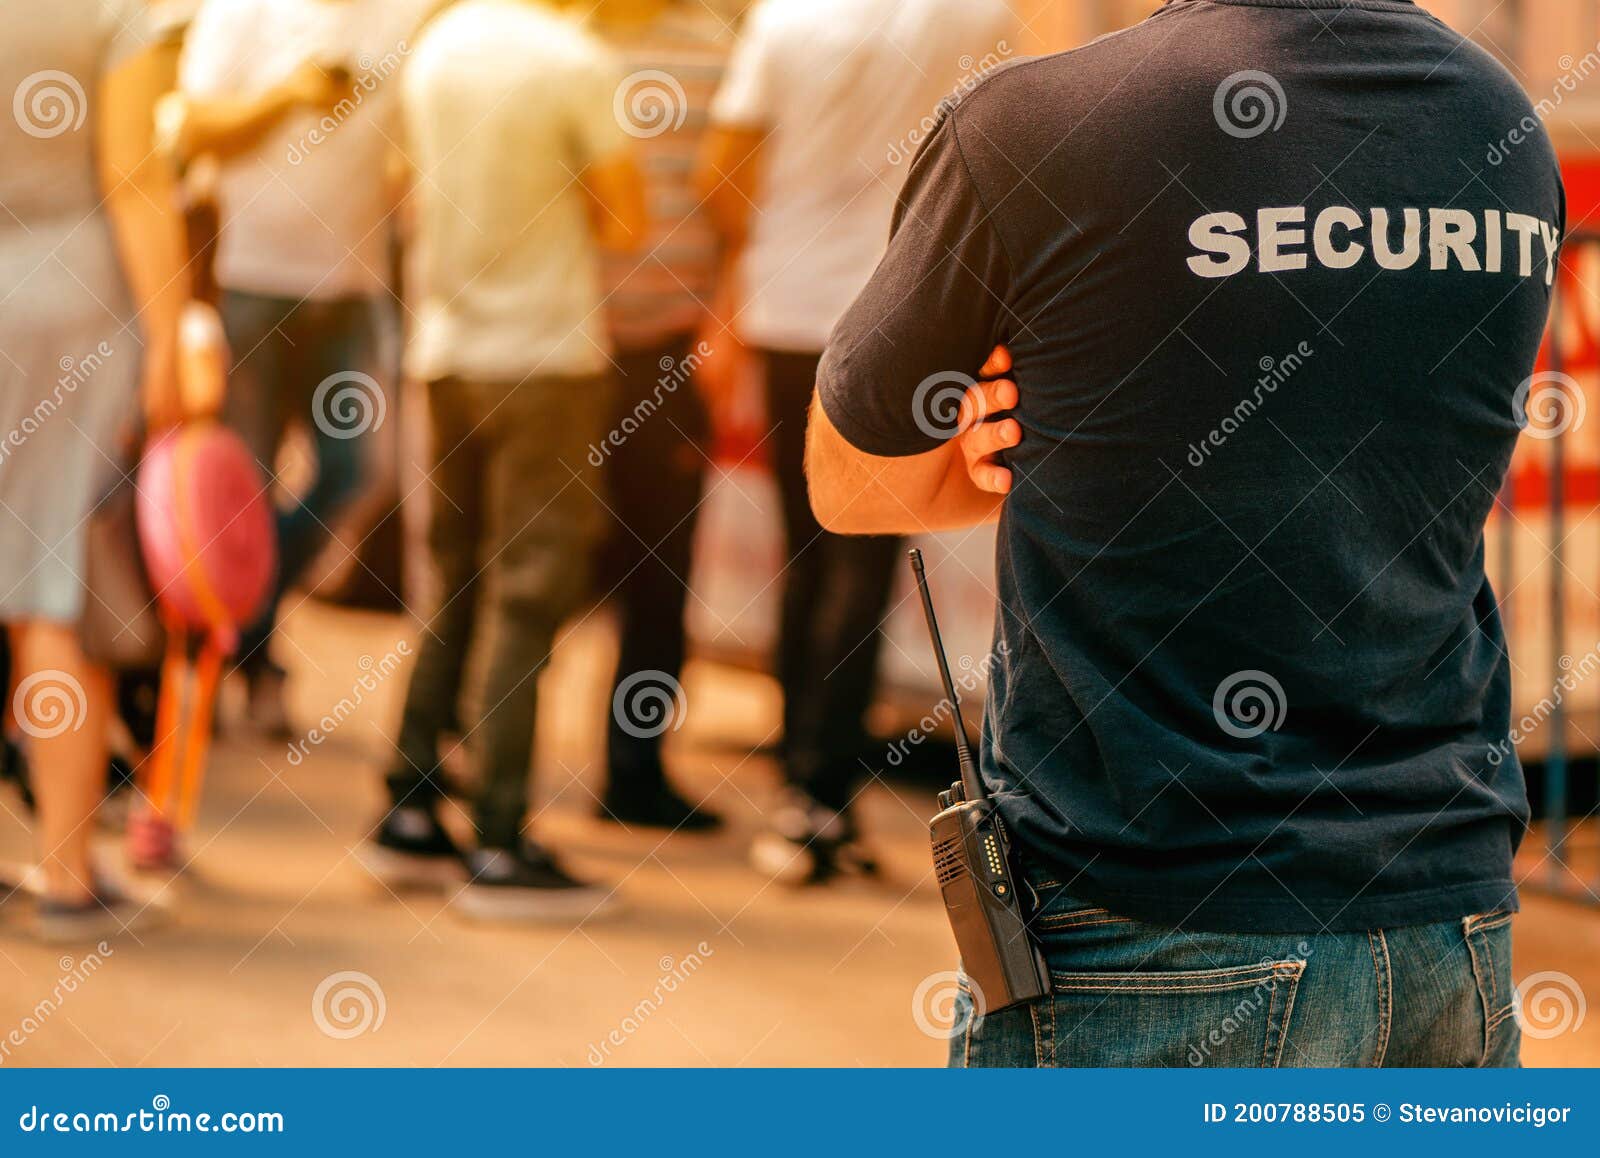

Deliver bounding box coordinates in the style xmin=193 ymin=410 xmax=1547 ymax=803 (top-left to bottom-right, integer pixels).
xmin=909 ymin=548 xmax=988 ymax=804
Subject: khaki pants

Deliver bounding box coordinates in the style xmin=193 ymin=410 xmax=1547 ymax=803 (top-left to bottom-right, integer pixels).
xmin=386 ymin=374 xmax=614 ymax=849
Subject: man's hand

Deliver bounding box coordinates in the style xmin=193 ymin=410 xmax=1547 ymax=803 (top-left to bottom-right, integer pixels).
xmin=805 ymin=342 xmax=1022 ymax=535
xmin=177 ymin=59 xmax=345 ymax=163
xmin=957 ymin=344 xmax=1021 ymax=495
xmin=141 ymin=328 xmax=184 ymax=433
xmin=281 ymin=60 xmax=345 ymax=112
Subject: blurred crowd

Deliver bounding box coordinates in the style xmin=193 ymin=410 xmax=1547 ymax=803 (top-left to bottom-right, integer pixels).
xmin=0 ymin=0 xmax=1020 ymax=941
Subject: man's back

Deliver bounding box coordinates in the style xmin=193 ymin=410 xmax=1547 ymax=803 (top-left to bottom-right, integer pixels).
xmin=402 ymin=0 xmax=627 ymax=382
xmin=819 ymin=0 xmax=1562 ymax=931
xmin=710 ymin=0 xmax=1016 ymax=351
xmin=179 ymin=0 xmax=431 ymax=298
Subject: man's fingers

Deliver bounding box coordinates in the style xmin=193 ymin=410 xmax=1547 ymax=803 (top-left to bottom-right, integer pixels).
xmin=962 ymin=416 xmax=1023 ymax=461
xmin=957 ymin=377 xmax=1018 ymax=431
xmin=972 ymin=463 xmax=1012 ymax=494
xmin=958 ymin=359 xmax=1020 ymax=497
xmin=979 ymin=344 xmax=1012 ymax=379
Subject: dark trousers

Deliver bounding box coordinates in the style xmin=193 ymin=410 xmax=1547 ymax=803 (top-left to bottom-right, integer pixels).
xmin=220 ymin=290 xmax=379 ymax=672
xmin=598 ymin=334 xmax=709 ymax=785
xmin=763 ymin=350 xmax=900 ymax=811
xmin=386 ymin=375 xmax=612 ymax=850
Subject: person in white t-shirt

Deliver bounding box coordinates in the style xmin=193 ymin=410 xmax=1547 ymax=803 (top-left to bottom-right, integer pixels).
xmin=360 ymin=0 xmax=647 ymax=923
xmin=176 ymin=0 xmax=439 ymax=729
xmin=696 ymin=0 xmax=1018 ymax=883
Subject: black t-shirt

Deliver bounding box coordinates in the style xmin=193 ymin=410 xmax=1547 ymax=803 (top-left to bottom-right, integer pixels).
xmin=818 ymin=0 xmax=1563 ymax=932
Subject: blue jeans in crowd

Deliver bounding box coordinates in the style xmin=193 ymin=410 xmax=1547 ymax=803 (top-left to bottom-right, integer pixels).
xmin=950 ymin=863 xmax=1520 ymax=1067
xmin=219 ymin=290 xmax=380 ymax=671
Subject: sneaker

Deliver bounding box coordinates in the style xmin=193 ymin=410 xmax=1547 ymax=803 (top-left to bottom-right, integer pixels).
xmin=125 ymin=808 xmax=181 ymax=873
xmin=453 ymin=843 xmax=616 ymax=923
xmin=598 ymin=780 xmax=723 ymax=832
xmin=357 ymin=805 xmax=466 ymax=890
xmin=35 ymin=879 xmax=172 ymax=944
xmin=749 ymin=788 xmax=877 ymax=886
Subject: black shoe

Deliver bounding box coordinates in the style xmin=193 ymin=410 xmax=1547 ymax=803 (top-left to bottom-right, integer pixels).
xmin=749 ymin=788 xmax=877 ymax=885
xmin=598 ymin=781 xmax=723 ymax=832
xmin=454 ymin=843 xmax=616 ymax=923
xmin=357 ymin=805 xmax=466 ymax=890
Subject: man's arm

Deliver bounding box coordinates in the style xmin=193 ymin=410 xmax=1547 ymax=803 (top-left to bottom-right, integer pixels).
xmin=100 ymin=43 xmax=191 ymax=428
xmin=581 ymin=151 xmax=648 ymax=251
xmin=807 ymin=347 xmax=1022 ymax=534
xmin=175 ymin=60 xmax=337 ymax=162
xmin=694 ymin=125 xmax=762 ymax=252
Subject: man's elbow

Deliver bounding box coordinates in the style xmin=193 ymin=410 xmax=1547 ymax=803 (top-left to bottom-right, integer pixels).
xmin=806 ymin=473 xmax=855 ymax=534
xmin=805 ymin=436 xmax=888 ymax=535
xmin=803 ymin=412 xmax=859 ymax=533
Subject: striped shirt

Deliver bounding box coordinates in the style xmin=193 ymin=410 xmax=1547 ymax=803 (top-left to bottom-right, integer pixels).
xmin=598 ymin=8 xmax=730 ymax=351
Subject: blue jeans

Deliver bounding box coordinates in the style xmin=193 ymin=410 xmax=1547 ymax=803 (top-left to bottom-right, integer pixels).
xmin=219 ymin=290 xmax=380 ymax=669
xmin=949 ymin=868 xmax=1521 ymax=1067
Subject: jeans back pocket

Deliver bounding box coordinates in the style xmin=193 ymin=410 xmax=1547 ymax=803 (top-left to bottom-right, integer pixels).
xmin=1046 ymin=958 xmax=1306 ymax=1067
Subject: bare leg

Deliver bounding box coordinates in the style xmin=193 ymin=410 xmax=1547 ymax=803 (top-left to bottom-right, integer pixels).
xmin=8 ymin=620 xmax=111 ymax=903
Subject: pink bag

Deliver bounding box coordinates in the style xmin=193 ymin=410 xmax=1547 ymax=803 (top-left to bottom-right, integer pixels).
xmin=135 ymin=421 xmax=276 ymax=651
xmin=129 ymin=421 xmax=276 ymax=864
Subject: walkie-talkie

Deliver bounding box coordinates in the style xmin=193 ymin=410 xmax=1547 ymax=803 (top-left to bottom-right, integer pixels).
xmin=910 ymin=548 xmax=1050 ymax=1015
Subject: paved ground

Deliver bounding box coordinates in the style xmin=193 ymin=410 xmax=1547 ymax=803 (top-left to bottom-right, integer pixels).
xmin=0 ymin=599 xmax=1596 ymax=1067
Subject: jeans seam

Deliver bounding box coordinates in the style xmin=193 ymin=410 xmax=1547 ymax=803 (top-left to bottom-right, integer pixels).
xmin=1263 ymin=968 xmax=1300 ymax=1068
xmin=1047 ymin=979 xmax=1293 ymax=994
xmin=1041 ymin=907 xmax=1113 ymax=920
xmin=961 ymin=985 xmax=974 ymax=1068
xmin=1041 ymin=991 xmax=1056 ymax=1066
xmin=1028 ymin=1002 xmax=1045 ymax=1068
xmin=1039 ymin=914 xmax=1137 ymax=930
xmin=1463 ymin=918 xmax=1494 ymax=1064
xmin=1049 ymin=963 xmax=1298 ymax=993
xmin=1261 ymin=974 xmax=1281 ymax=1068
xmin=1055 ymin=962 xmax=1290 ymax=981
xmin=1367 ymin=930 xmax=1392 ymax=1067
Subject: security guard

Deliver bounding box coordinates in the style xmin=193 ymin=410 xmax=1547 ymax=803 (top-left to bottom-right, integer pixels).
xmin=807 ymin=0 xmax=1561 ymax=1067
